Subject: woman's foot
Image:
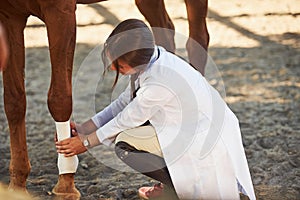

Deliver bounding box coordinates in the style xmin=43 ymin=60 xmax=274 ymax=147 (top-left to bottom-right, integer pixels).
xmin=138 ymin=183 xmax=164 ymax=199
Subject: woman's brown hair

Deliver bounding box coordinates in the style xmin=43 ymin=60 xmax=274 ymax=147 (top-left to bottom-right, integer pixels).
xmin=102 ymin=19 xmax=155 ymax=87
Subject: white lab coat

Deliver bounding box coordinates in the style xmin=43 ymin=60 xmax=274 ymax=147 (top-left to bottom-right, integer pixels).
xmin=92 ymin=46 xmax=256 ymax=200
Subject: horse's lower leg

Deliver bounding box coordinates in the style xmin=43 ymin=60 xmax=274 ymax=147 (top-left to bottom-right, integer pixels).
xmin=135 ymin=0 xmax=175 ymax=52
xmin=7 ymin=119 xmax=29 ymax=190
xmin=0 ymin=10 xmax=30 ymax=190
xmin=185 ymin=0 xmax=210 ymax=75
xmin=39 ymin=0 xmax=80 ymax=198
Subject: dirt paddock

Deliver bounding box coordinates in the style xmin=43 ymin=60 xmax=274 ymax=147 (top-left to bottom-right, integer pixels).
xmin=0 ymin=0 xmax=299 ymax=199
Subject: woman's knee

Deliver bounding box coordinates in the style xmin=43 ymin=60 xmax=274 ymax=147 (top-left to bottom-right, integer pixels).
xmin=115 ymin=141 xmax=138 ymax=160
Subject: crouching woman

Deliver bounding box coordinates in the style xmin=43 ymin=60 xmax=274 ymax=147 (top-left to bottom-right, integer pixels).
xmin=55 ymin=19 xmax=256 ymax=200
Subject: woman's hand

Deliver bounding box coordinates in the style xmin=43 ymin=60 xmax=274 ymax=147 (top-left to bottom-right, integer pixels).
xmin=55 ymin=122 xmax=87 ymax=157
xmin=56 ymin=135 xmax=87 ymax=157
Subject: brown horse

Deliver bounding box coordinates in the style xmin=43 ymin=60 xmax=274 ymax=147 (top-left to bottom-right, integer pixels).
xmin=0 ymin=0 xmax=80 ymax=197
xmin=0 ymin=0 xmax=208 ymax=198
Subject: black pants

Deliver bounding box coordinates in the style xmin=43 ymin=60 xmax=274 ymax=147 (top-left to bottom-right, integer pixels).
xmin=115 ymin=141 xmax=179 ymax=199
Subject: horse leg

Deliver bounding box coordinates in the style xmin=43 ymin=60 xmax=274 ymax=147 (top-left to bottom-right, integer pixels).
xmin=0 ymin=22 xmax=8 ymax=71
xmin=37 ymin=0 xmax=80 ymax=198
xmin=135 ymin=0 xmax=175 ymax=52
xmin=0 ymin=5 xmax=30 ymax=190
xmin=184 ymin=0 xmax=209 ymax=75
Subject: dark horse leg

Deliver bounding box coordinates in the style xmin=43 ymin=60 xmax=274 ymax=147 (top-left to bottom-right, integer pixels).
xmin=135 ymin=0 xmax=209 ymax=75
xmin=135 ymin=0 xmax=176 ymax=53
xmin=184 ymin=0 xmax=209 ymax=75
xmin=0 ymin=1 xmax=30 ymax=190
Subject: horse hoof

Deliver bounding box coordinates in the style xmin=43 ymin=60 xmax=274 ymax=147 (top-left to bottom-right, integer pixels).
xmin=52 ymin=192 xmax=81 ymax=200
xmin=52 ymin=173 xmax=81 ymax=200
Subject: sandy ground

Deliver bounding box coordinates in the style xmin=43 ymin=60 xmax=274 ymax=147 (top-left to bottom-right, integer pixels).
xmin=0 ymin=0 xmax=300 ymax=199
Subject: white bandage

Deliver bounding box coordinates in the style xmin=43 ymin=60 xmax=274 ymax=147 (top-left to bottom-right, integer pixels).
xmin=55 ymin=120 xmax=79 ymax=174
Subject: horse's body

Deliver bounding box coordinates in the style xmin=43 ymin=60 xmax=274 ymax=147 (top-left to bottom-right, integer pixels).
xmin=0 ymin=0 xmax=208 ymax=197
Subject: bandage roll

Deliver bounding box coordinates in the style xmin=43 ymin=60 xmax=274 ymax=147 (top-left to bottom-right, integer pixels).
xmin=57 ymin=153 xmax=79 ymax=174
xmin=56 ymin=120 xmax=71 ymax=141
xmin=55 ymin=120 xmax=79 ymax=174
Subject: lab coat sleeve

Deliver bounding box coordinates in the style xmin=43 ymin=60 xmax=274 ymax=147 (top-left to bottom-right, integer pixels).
xmin=91 ymin=84 xmax=131 ymax=128
xmin=96 ymin=81 xmax=175 ymax=146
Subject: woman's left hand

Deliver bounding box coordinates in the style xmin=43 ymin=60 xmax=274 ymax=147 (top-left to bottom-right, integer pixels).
xmin=56 ymin=136 xmax=87 ymax=157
